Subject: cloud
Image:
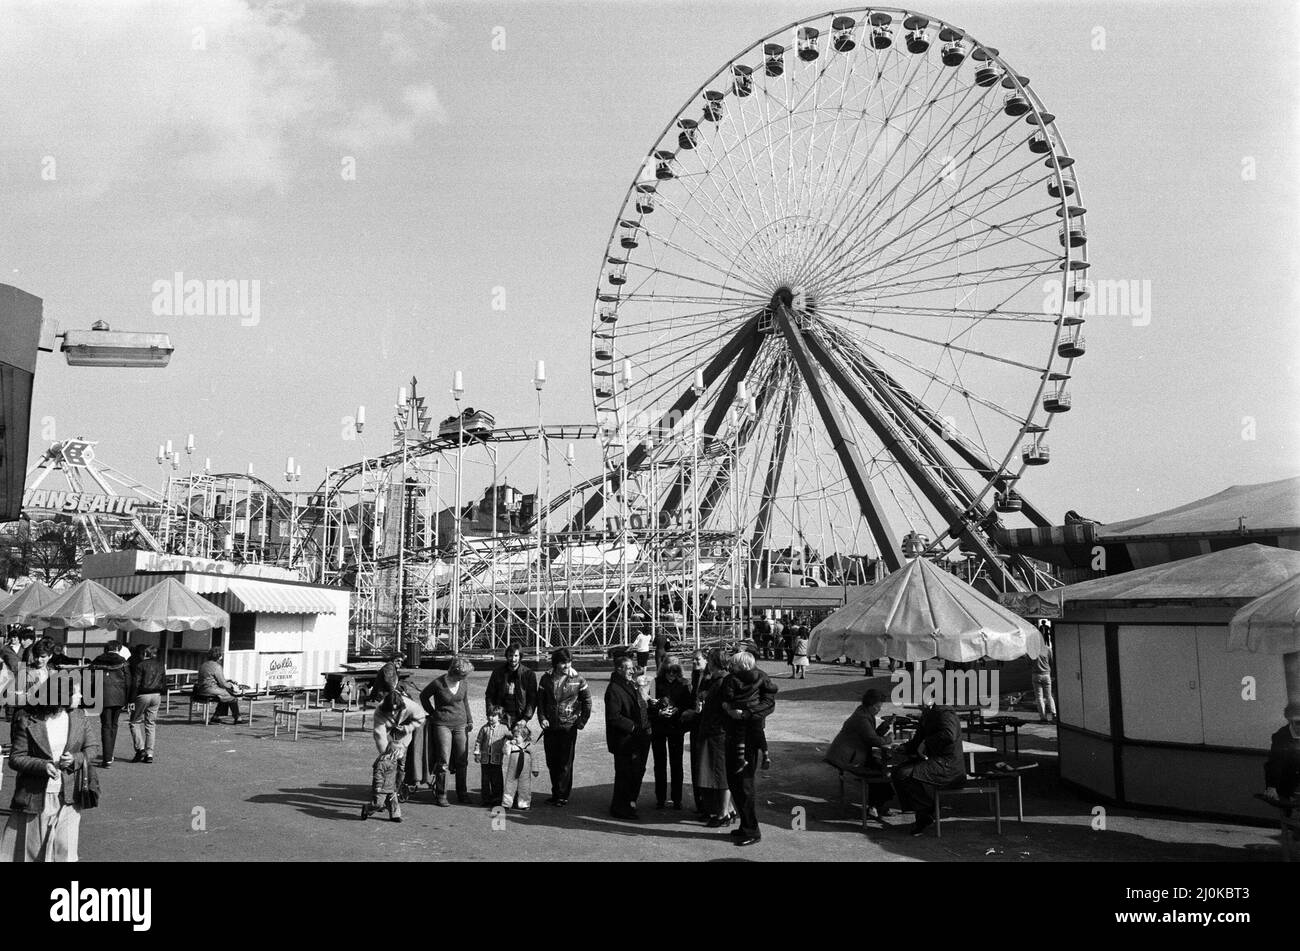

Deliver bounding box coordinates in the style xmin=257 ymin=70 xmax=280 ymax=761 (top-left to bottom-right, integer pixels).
xmin=0 ymin=0 xmax=449 ymax=194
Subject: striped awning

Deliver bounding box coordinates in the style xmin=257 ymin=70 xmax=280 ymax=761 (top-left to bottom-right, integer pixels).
xmin=225 ymin=579 xmax=337 ymax=615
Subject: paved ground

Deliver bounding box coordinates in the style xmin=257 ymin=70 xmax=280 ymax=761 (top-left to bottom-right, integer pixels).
xmin=12 ymin=660 xmax=1286 ymax=862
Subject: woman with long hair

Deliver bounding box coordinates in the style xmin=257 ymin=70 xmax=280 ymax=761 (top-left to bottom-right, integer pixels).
xmin=689 ymin=647 xmax=734 ymax=826
xmin=418 ymin=656 xmax=476 ymax=806
xmin=1 ymin=644 xmax=101 ymax=862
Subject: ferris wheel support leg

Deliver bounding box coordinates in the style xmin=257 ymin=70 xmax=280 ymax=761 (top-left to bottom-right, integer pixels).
xmin=774 ymin=301 xmax=903 ymax=572
xmin=846 ymin=348 xmax=1053 ymax=530
xmin=748 ymin=370 xmax=800 ymax=587
xmin=570 ymin=313 xmax=764 ymax=533
xmin=661 ymin=330 xmax=768 ymax=516
xmin=801 ymin=324 xmax=1023 ymax=591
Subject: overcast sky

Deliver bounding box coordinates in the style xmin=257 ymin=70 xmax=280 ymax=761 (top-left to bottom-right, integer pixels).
xmin=2 ymin=0 xmax=1296 ymax=524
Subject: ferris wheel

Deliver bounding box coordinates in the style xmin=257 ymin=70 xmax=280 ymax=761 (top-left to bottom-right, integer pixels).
xmin=588 ymin=8 xmax=1088 ymax=591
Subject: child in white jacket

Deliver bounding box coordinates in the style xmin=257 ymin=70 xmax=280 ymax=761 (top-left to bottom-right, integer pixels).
xmin=501 ymin=721 xmax=540 ymax=809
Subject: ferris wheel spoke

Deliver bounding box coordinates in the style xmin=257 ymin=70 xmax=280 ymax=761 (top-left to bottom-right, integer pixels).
xmin=838 ymin=256 xmax=1061 ymax=305
xmin=844 ymin=165 xmax=1052 ymax=288
xmin=647 ymin=185 xmax=775 ymax=286
xmin=814 ymin=81 xmax=1004 ymax=272
xmin=822 ymin=94 xmax=1022 ymax=279
xmin=611 ymin=301 xmax=760 ymax=337
xmin=634 ymin=210 xmax=773 ymax=295
xmin=822 ymin=301 xmax=1055 ymax=324
xmin=795 ymin=61 xmax=975 ymax=283
xmin=824 ymin=320 xmax=1031 ymax=426
xmin=843 ymin=206 xmax=1059 ymax=295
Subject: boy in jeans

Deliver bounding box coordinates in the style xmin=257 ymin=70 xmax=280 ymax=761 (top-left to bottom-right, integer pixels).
xmin=473 ymin=705 xmax=510 ymax=807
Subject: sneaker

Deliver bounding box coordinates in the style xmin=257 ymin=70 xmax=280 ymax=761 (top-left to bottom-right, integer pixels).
xmin=143 ymin=755 xmax=154 ymax=764
xmin=361 ymin=803 xmax=373 ymax=820
xmin=131 ymin=751 xmax=144 ymax=764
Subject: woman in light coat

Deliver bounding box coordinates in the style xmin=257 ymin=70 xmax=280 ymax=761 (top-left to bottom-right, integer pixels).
xmin=1 ymin=689 xmax=101 ymax=862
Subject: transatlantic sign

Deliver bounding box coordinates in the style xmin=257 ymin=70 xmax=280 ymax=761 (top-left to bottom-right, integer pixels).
xmin=22 ymin=489 xmax=139 ymax=516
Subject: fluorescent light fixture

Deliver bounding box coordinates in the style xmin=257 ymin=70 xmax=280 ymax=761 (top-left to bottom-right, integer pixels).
xmin=61 ymin=321 xmax=173 ymax=368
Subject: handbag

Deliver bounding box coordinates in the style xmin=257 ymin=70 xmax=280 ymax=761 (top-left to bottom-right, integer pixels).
xmin=74 ymin=761 xmax=101 ymax=809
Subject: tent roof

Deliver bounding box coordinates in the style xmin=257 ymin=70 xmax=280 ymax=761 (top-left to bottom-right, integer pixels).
xmin=1098 ymin=476 xmax=1300 ymax=541
xmin=0 ymin=580 xmax=56 ymax=624
xmin=809 ymin=556 xmax=1043 ymax=663
xmin=1228 ymin=572 xmax=1300 ymax=654
xmin=105 ymin=577 xmax=230 ymax=634
xmin=1054 ymin=543 xmax=1300 ymax=607
xmin=32 ymin=578 xmax=129 ymax=630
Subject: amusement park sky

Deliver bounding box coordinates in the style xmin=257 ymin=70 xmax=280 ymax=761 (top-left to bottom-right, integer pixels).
xmin=2 ymin=0 xmax=1297 ymax=525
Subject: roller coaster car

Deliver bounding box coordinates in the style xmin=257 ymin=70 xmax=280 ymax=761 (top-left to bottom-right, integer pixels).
xmin=439 ymin=408 xmax=495 ymax=442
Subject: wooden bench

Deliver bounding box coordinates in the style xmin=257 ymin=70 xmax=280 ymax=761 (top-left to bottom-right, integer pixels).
xmin=933 ymin=779 xmax=1001 ymax=837
xmin=974 ymin=715 xmax=1024 ymax=755
xmin=270 ymin=703 xmax=368 ymax=740
xmin=188 ymin=694 xmax=219 ymax=725
xmin=827 ymin=760 xmax=895 ymax=830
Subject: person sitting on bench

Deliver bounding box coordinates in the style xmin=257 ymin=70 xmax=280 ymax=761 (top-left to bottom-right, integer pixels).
xmin=892 ymin=702 xmax=964 ymax=836
xmin=1263 ymin=701 xmax=1300 ymax=804
xmin=826 ymin=688 xmax=896 ymax=819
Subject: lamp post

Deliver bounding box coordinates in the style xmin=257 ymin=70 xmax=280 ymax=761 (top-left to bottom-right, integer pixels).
xmin=285 ymin=457 xmax=300 ymax=568
xmin=619 ymin=360 xmax=634 ymax=648
xmin=240 ymin=463 xmax=254 ymax=561
xmin=690 ymin=370 xmax=705 ymax=650
xmin=183 ymin=434 xmax=195 ymax=556
xmin=564 ymin=442 xmax=576 ymax=645
xmin=451 ymin=370 xmax=465 ymax=654
xmin=534 ymin=359 xmax=547 ymax=654
xmin=396 ymin=387 xmax=411 ymax=657
xmin=482 ymin=440 xmax=499 ymax=650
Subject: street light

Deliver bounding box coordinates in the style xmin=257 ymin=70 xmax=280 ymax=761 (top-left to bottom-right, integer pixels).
xmin=285 ymin=456 xmax=300 ymax=568
xmin=59 ymin=320 xmax=174 ymax=368
xmin=450 ymin=370 xmax=465 ymax=653
xmin=534 ymin=360 xmax=547 ymax=654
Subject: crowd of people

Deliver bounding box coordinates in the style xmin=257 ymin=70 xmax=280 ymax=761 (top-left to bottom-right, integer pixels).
xmin=361 ymin=639 xmax=779 ymax=846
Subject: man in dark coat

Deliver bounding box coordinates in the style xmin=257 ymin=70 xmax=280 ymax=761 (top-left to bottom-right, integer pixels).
xmin=1 ymin=632 xmax=22 ymax=676
xmin=722 ymin=651 xmax=777 ymax=846
xmin=1264 ymin=702 xmax=1300 ymax=803
xmin=826 ymin=688 xmax=896 ymax=817
xmin=893 ymin=703 xmax=965 ymax=836
xmin=604 ymin=654 xmax=651 ymax=821
xmin=89 ymin=640 xmax=131 ymax=768
xmin=484 ymin=643 xmax=538 ymax=729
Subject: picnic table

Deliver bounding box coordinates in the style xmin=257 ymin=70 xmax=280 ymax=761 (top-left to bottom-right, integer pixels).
xmin=163 ymin=668 xmax=197 ymax=713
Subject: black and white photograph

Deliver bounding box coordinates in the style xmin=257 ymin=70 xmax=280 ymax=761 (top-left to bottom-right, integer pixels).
xmin=0 ymin=0 xmax=1295 ymax=928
